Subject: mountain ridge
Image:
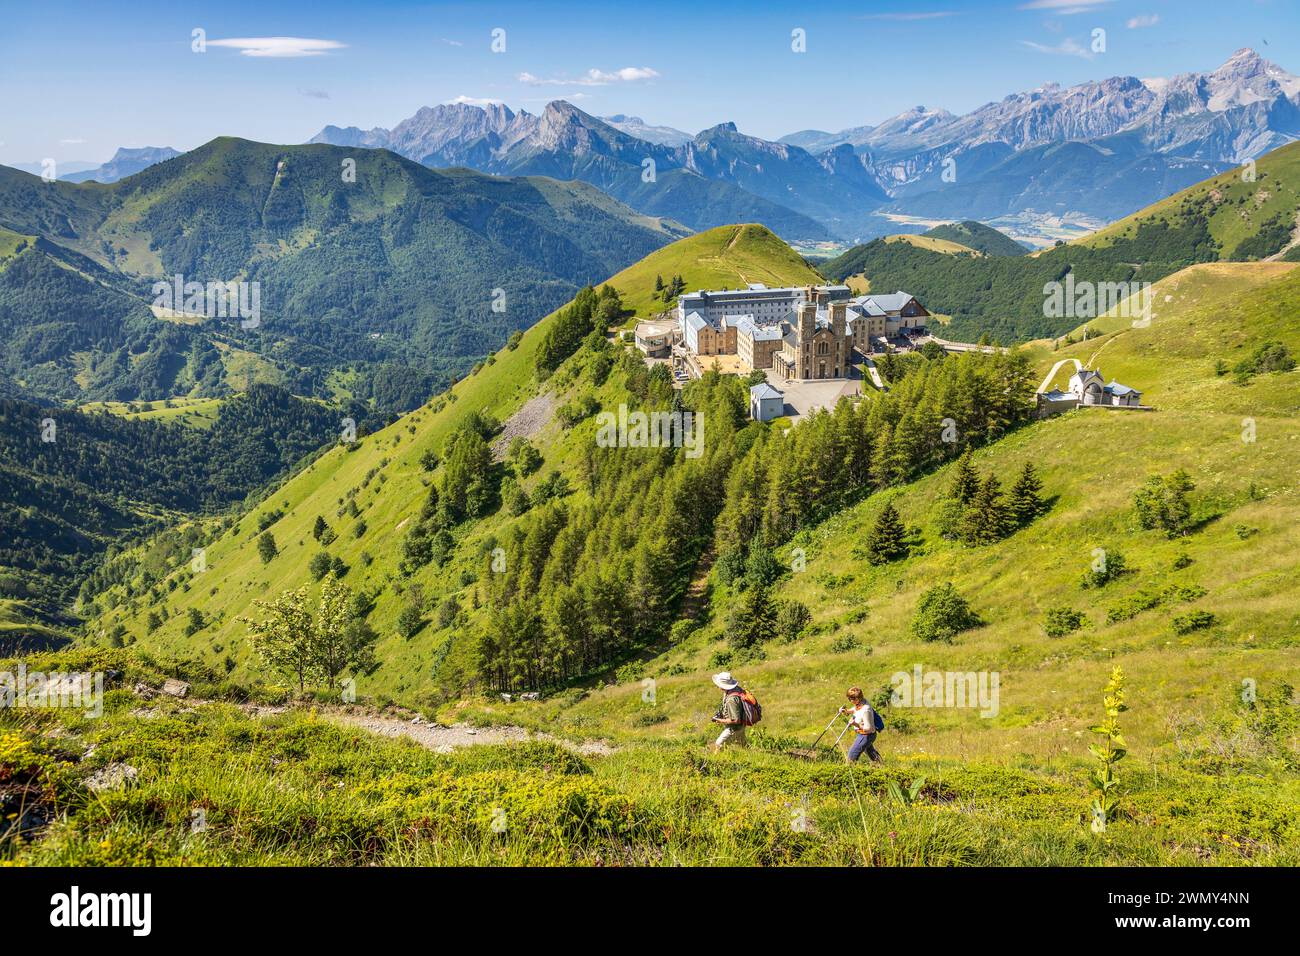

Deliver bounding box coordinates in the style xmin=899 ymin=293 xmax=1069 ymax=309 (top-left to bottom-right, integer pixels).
xmin=0 ymin=136 xmax=686 ymax=406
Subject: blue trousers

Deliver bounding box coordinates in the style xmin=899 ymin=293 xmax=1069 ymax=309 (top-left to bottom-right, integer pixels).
xmin=848 ymin=731 xmax=881 ymax=762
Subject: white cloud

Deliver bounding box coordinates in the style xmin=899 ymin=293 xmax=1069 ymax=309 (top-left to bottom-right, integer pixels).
xmin=1022 ymin=37 xmax=1095 ymax=58
xmin=1019 ymin=0 xmax=1112 ymax=13
xmin=207 ymin=37 xmax=346 ymax=58
xmin=441 ymin=38 xmax=464 ymax=47
xmin=445 ymin=95 xmax=505 ymax=106
xmin=1127 ymin=14 xmax=1160 ymax=29
xmin=299 ymin=88 xmax=331 ymax=99
xmin=60 ymin=138 xmax=87 ymax=144
xmin=518 ymin=66 xmax=659 ymax=87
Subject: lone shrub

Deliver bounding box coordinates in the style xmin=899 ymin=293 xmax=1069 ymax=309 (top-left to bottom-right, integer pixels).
xmin=911 ymin=583 xmax=981 ymax=643
xmin=1043 ymin=607 xmax=1086 ymax=637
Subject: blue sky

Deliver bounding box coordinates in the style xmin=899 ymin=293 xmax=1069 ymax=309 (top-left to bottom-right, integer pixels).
xmin=1 ymin=0 xmax=1297 ymax=164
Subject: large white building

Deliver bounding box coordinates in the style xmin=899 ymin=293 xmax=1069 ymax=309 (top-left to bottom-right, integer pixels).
xmin=677 ymin=283 xmax=852 ymax=328
xmin=675 ymin=283 xmax=930 ymax=381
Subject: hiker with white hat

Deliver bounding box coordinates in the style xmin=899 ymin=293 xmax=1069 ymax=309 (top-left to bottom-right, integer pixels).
xmin=710 ymin=671 xmax=761 ymax=750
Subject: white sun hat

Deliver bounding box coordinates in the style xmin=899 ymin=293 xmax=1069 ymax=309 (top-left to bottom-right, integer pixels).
xmin=712 ymin=671 xmax=740 ymax=690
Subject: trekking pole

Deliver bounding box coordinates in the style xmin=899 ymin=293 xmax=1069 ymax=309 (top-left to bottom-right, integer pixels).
xmin=806 ymin=712 xmax=844 ymax=751
xmin=831 ymin=718 xmax=854 ymax=751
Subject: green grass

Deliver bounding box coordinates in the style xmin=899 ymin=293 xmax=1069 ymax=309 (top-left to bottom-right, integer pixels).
xmin=0 ymin=226 xmax=35 ymax=263
xmin=612 ymin=223 xmax=823 ymax=321
xmin=923 ymin=221 xmax=1028 ymax=257
xmin=0 ymin=600 xmax=66 ymax=646
xmin=1080 ymin=140 xmax=1300 ymax=258
xmin=3 ymin=647 xmax=1295 ymax=866
xmin=79 ymin=397 xmax=225 ymax=429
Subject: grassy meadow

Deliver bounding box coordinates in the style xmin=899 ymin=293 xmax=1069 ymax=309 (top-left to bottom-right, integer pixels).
xmin=6 ymin=226 xmax=1299 ymax=868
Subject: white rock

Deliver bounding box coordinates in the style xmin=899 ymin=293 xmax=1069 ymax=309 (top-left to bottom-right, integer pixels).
xmin=85 ymin=763 xmax=138 ymax=793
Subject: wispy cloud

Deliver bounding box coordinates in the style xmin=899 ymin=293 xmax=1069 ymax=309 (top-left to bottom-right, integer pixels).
xmin=518 ymin=66 xmax=659 ymax=87
xmin=1022 ymin=37 xmax=1095 ymax=58
xmin=860 ymin=11 xmax=957 ymax=20
xmin=445 ymin=95 xmax=504 ymax=106
xmin=1019 ymin=0 xmax=1112 ymax=13
xmin=299 ymin=88 xmax=331 ymax=99
xmin=60 ymin=138 xmax=86 ymax=145
xmin=521 ymin=93 xmax=593 ymax=106
xmin=441 ymin=38 xmax=463 ymax=47
xmin=207 ymin=37 xmax=346 ymax=58
xmin=1126 ymin=14 xmax=1160 ymax=29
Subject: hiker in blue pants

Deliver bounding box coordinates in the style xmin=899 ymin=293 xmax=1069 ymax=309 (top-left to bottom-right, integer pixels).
xmin=840 ymin=686 xmax=882 ymax=763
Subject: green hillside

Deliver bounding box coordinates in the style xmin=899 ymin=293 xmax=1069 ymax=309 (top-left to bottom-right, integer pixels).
xmin=24 ymin=253 xmax=1300 ymax=867
xmin=1079 ymin=141 xmax=1300 ymax=259
xmin=614 ymin=223 xmax=822 ymax=319
xmin=43 ymin=210 xmax=1299 ymax=867
xmin=0 ymin=386 xmax=372 ymax=641
xmin=531 ymin=261 xmax=1300 ymax=748
xmin=0 ymin=225 xmax=35 ymax=261
xmin=0 ymin=138 xmax=684 ymax=407
xmin=85 ymin=225 xmax=819 ymax=694
xmin=79 ymin=397 xmax=225 ymax=429
xmin=884 ymin=234 xmax=980 ymax=256
xmin=923 ymin=220 xmax=1027 ymax=257
xmin=820 ymin=141 xmax=1300 ymax=344
xmin=90 ymin=234 xmax=1300 ymax=715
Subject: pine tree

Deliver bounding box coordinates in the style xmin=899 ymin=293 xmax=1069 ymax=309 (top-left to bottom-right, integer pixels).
xmin=1133 ymin=469 xmax=1195 ymax=537
xmin=949 ymin=447 xmax=980 ymax=505
xmin=870 ymin=423 xmax=903 ymax=487
xmin=1162 ymin=469 xmax=1195 ymax=536
xmin=726 ymin=583 xmax=776 ymax=650
xmin=866 ymin=501 xmax=909 ymax=564
xmin=442 ymin=425 xmax=493 ymax=520
xmin=960 ymin=473 xmax=1012 ymax=545
xmin=1009 ymin=461 xmax=1045 ymax=526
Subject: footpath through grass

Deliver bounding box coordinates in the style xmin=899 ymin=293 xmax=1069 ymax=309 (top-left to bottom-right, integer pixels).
xmin=3 ymin=649 xmax=1296 ymax=866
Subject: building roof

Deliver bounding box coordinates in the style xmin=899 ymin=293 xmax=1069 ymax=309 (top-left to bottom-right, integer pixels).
xmin=635 ymin=318 xmax=676 ymax=336
xmin=680 ymin=284 xmax=851 ymax=306
xmin=854 ymin=291 xmax=916 ymax=315
xmin=1039 ymin=390 xmax=1076 ymax=402
xmin=750 ymin=383 xmax=784 ymax=400
xmin=731 ymin=314 xmax=786 ymax=341
xmin=685 ymin=312 xmax=709 ymax=332
xmin=1105 ymin=381 xmax=1140 ymax=396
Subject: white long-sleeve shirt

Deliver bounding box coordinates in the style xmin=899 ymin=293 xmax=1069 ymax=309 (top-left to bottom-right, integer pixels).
xmin=846 ymin=701 xmax=877 ymax=733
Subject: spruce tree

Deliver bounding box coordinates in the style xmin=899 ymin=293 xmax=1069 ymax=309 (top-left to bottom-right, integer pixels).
xmin=1009 ymin=462 xmax=1045 ymax=526
xmin=949 ymin=447 xmax=980 ymax=505
xmin=726 ymin=583 xmax=776 ymax=650
xmin=960 ymin=473 xmax=1012 ymax=545
xmin=866 ymin=501 xmax=909 ymax=564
